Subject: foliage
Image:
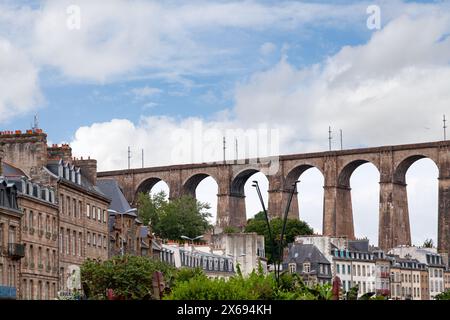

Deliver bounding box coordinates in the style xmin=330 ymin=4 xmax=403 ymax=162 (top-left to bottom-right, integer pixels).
xmin=223 ymin=226 xmax=241 ymax=234
xmin=81 ymin=255 xmax=175 ymax=300
xmin=245 ymin=211 xmax=314 ymax=262
xmin=346 ymin=284 xmax=359 ymax=300
xmin=137 ymin=191 xmax=167 ymax=226
xmin=165 ymin=269 xmax=333 ymax=301
xmin=423 ymin=238 xmax=434 ymax=248
xmin=435 ymin=290 xmax=450 ymax=300
xmin=137 ymin=192 xmax=212 ymax=240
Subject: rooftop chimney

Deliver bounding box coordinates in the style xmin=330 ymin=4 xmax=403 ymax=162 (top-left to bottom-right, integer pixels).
xmin=73 ymin=158 xmax=98 ymax=186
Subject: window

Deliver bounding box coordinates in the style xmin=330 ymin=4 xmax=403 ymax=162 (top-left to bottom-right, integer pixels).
xmin=78 ymin=233 xmax=82 ymax=256
xmin=46 ymin=215 xmax=50 ymax=233
xmin=72 ymin=231 xmax=76 ymax=256
xmin=289 ymin=263 xmax=296 ymax=273
xmin=104 ymin=236 xmax=107 ymax=249
xmin=65 ymin=229 xmax=69 ymax=254
xmin=86 ymin=204 xmax=90 ymax=218
xmin=92 ymin=206 xmax=96 ymax=220
xmin=320 ymin=264 xmax=324 ymax=274
xmin=357 ymin=265 xmax=361 ymax=276
xmin=59 ymin=228 xmax=64 ymax=254
xmin=98 ymin=208 xmax=101 ymax=221
xmin=93 ymin=233 xmax=97 ymax=247
xmin=103 ymin=210 xmax=107 ymax=223
xmin=73 ymin=199 xmax=77 ymax=218
xmin=362 ymin=265 xmax=366 ymax=277
xmin=66 ymin=196 xmax=70 ymax=216
xmin=303 ymin=262 xmax=311 ymax=273
xmin=38 ymin=213 xmax=42 ymax=231
xmin=78 ymin=201 xmax=82 ymax=218
xmin=348 ymin=265 xmax=351 ymax=274
xmin=342 ymin=264 xmax=346 ymax=275
xmin=29 ymin=211 xmax=34 ymax=229
xmin=87 ymin=232 xmax=91 ymax=245
xmin=336 ymin=264 xmax=340 ymax=274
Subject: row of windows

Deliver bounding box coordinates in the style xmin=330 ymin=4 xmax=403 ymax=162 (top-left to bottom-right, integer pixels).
xmin=341 ymin=280 xmax=375 ymax=294
xmin=333 ymin=250 xmax=373 ymax=261
xmin=430 ymin=280 xmax=444 ymax=293
xmin=23 ymin=209 xmax=57 ymax=237
xmin=391 ymin=272 xmax=428 ymax=284
xmin=59 ymin=194 xmax=107 ymax=224
xmin=59 ymin=228 xmax=83 ymax=257
xmin=24 ymin=244 xmax=57 ymax=271
xmin=180 ymin=252 xmax=234 ymax=273
xmin=21 ymin=279 xmax=57 ymax=300
xmin=430 ymin=268 xmax=444 ymax=278
xmin=336 ymin=263 xmax=374 ymax=277
xmin=86 ymin=231 xmax=107 ymax=250
xmin=0 ymin=263 xmax=17 ymax=287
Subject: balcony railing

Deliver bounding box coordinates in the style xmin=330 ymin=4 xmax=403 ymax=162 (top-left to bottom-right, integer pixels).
xmin=380 ymin=272 xmax=390 ymax=278
xmin=8 ymin=243 xmax=25 ymax=260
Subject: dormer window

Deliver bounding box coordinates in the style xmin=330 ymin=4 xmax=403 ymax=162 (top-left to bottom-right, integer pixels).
xmin=76 ymin=169 xmax=81 ymax=185
xmin=64 ymin=166 xmax=70 ymax=180
xmin=289 ymin=263 xmax=297 ymax=274
xmin=303 ymin=262 xmax=311 ymax=273
xmin=58 ymin=160 xmax=64 ymax=177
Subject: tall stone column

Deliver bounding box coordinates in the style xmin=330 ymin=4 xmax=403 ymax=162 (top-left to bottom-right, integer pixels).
xmin=268 ymin=189 xmax=298 ymax=220
xmin=217 ymin=193 xmax=247 ymax=228
xmin=438 ymin=177 xmax=450 ymax=254
xmin=379 ymin=180 xmax=411 ymax=251
xmin=335 ymin=185 xmax=355 ymax=239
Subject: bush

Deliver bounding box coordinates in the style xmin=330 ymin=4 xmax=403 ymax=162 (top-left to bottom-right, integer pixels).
xmin=81 ymin=255 xmax=175 ymax=300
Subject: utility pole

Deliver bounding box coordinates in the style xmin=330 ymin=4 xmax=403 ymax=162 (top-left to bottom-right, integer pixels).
xmin=444 ymin=115 xmax=447 ymax=141
xmin=340 ymin=129 xmax=343 ymax=150
xmin=328 ymin=126 xmax=332 ymax=151
xmin=128 ymin=147 xmax=131 ymax=169
xmin=235 ymin=138 xmax=238 ymax=160
xmin=142 ymin=149 xmax=144 ymax=168
xmin=223 ymin=137 xmax=226 ymax=163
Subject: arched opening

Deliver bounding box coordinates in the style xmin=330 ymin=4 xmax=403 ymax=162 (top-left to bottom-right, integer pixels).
xmin=289 ymin=166 xmax=324 ymax=235
xmin=136 ymin=177 xmax=170 ymax=201
xmin=232 ymin=169 xmax=269 ymax=221
xmin=397 ymin=157 xmax=439 ymax=247
xmin=347 ymin=162 xmax=380 ymax=245
xmin=183 ymin=174 xmax=219 ymax=225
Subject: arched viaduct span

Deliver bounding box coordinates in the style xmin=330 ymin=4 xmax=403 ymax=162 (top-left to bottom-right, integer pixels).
xmin=97 ymin=141 xmax=450 ymax=253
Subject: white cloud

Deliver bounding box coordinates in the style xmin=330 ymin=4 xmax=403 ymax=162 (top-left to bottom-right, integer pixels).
xmin=131 ymin=86 xmax=163 ymax=99
xmin=0 ymin=38 xmax=42 ymax=123
xmin=70 ymin=13 xmax=450 ymax=245
xmin=260 ymin=42 xmax=276 ymax=56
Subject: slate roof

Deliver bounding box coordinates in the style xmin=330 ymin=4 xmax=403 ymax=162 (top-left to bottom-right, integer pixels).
xmin=96 ymin=178 xmax=136 ymax=215
xmin=348 ymin=240 xmax=370 ymax=252
xmin=46 ymin=161 xmax=108 ymax=199
xmin=287 ymin=243 xmax=331 ymax=265
xmin=1 ymin=162 xmax=27 ymax=178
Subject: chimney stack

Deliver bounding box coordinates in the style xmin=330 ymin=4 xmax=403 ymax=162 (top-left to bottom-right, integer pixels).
xmin=73 ymin=158 xmax=98 ymax=186
xmin=0 ymin=144 xmax=4 ymax=176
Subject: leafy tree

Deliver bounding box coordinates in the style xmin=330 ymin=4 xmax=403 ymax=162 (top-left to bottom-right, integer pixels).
xmin=137 ymin=193 xmax=212 ymax=241
xmin=423 ymin=239 xmax=434 ymax=248
xmin=81 ymin=255 xmax=175 ymax=300
xmin=223 ymin=226 xmax=241 ymax=234
xmin=245 ymin=211 xmax=314 ymax=262
xmin=137 ymin=191 xmax=167 ymax=226
xmin=435 ymin=290 xmax=450 ymax=300
xmin=156 ymin=195 xmax=212 ymax=240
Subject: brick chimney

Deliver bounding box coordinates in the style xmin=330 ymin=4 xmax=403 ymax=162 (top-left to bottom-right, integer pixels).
xmin=73 ymin=158 xmax=98 ymax=186
xmin=47 ymin=144 xmax=73 ymax=163
xmin=0 ymin=130 xmax=48 ymax=177
xmin=0 ymin=144 xmax=4 ymax=176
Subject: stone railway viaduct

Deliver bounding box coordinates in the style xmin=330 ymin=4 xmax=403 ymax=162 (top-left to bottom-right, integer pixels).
xmin=97 ymin=141 xmax=450 ymax=253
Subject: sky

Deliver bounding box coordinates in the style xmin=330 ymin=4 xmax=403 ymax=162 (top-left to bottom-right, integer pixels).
xmin=1 ymin=0 xmax=449 ymax=246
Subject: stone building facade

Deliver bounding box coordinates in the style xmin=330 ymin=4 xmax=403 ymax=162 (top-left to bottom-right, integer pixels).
xmin=0 ymin=129 xmax=111 ymax=299
xmin=0 ymin=177 xmax=24 ymax=299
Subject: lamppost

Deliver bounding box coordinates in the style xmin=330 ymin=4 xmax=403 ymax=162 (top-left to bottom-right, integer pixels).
xmin=252 ymin=180 xmax=299 ymax=287
xmin=181 ymin=235 xmax=203 ymax=250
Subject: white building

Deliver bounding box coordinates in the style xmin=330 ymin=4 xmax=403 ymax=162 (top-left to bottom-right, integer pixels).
xmin=389 ymin=246 xmax=446 ymax=299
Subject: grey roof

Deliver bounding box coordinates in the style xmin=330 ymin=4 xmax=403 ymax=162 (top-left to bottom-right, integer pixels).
xmin=1 ymin=162 xmax=27 ymax=178
xmin=348 ymin=240 xmax=370 ymax=252
xmin=287 ymin=244 xmax=331 ymax=265
xmin=97 ymin=178 xmax=136 ymax=216
xmin=46 ymin=161 xmax=108 ymax=199
xmin=140 ymin=226 xmax=149 ymax=238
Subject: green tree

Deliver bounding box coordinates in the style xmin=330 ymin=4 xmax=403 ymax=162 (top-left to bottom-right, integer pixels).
xmin=81 ymin=255 xmax=175 ymax=300
xmin=435 ymin=290 xmax=450 ymax=300
xmin=136 ymin=191 xmax=167 ymax=226
xmin=137 ymin=192 xmax=212 ymax=241
xmin=155 ymin=195 xmax=212 ymax=240
xmin=245 ymin=212 xmax=314 ymax=262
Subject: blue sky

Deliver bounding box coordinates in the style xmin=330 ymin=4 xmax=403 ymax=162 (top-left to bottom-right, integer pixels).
xmin=1 ymin=0 xmax=449 ymax=246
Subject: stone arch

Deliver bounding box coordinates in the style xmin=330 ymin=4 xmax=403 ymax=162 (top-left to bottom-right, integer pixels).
xmin=135 ymin=177 xmax=170 ymax=200
xmin=285 ymin=164 xmax=324 ymax=189
xmin=231 ymin=168 xmax=263 ymax=196
xmin=338 ymin=160 xmax=376 ymax=188
xmin=394 ymin=155 xmax=439 ymax=184
xmin=182 ymin=172 xmax=220 ymax=197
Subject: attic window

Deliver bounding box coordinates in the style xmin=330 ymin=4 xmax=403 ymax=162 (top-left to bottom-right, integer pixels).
xmin=289 ymin=263 xmax=296 ymax=274
xmin=303 ymin=262 xmax=311 ymax=273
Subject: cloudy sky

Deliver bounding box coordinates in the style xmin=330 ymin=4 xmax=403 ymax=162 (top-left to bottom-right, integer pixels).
xmin=1 ymin=0 xmax=449 ymax=246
